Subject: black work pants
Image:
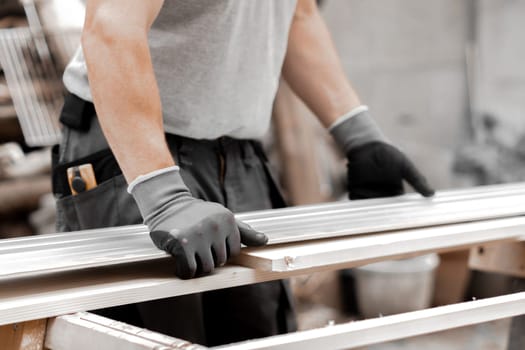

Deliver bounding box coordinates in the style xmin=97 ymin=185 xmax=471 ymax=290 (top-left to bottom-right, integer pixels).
xmin=52 ymin=95 xmax=296 ymax=346
xmin=507 ymin=278 xmax=525 ymax=350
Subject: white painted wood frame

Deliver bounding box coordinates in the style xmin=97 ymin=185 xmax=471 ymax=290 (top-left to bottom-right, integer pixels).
xmin=3 ymin=182 xmax=525 ymax=280
xmin=42 ymin=293 xmax=525 ymax=350
xmin=45 ymin=312 xmax=206 ymax=350
xmin=214 ymin=292 xmax=525 ymax=350
xmin=235 ymin=217 xmax=525 ymax=272
xmin=1 ymin=217 xmax=524 ymax=326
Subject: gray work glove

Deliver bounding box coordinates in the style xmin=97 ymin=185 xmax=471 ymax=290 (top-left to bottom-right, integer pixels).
xmin=330 ymin=108 xmax=435 ymax=200
xmin=129 ymin=167 xmax=268 ymax=279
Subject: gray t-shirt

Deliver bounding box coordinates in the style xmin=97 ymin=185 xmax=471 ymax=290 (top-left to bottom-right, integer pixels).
xmin=63 ymin=0 xmax=297 ymax=139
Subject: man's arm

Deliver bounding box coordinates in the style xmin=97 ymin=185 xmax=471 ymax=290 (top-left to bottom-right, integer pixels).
xmin=282 ymin=0 xmax=434 ymax=199
xmin=81 ymin=0 xmax=267 ymax=279
xmin=282 ymin=0 xmax=360 ymax=127
xmin=82 ymin=0 xmax=172 ymax=183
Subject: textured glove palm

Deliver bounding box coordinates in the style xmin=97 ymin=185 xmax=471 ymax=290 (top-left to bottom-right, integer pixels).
xmin=331 ymin=110 xmax=435 ymax=200
xmin=130 ymin=168 xmax=268 ymax=279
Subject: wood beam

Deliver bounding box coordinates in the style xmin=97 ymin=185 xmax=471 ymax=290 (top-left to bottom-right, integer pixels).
xmin=0 ymin=319 xmax=47 ymax=350
xmin=469 ymin=242 xmax=525 ymax=278
xmin=1 ymin=217 xmax=524 ymax=326
xmin=235 ymin=217 xmax=525 ymax=272
xmin=45 ymin=312 xmax=206 ymax=350
xmin=215 ymin=292 xmax=525 ymax=350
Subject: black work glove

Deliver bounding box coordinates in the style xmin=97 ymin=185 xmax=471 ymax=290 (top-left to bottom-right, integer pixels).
xmin=129 ymin=167 xmax=268 ymax=279
xmin=330 ymin=108 xmax=435 ymax=200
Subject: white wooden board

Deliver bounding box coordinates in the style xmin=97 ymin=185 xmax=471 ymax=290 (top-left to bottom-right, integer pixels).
xmin=235 ymin=217 xmax=525 ymax=271
xmin=0 ymin=263 xmax=299 ymax=326
xmin=1 ymin=217 xmax=524 ymax=325
xmin=45 ymin=312 xmax=206 ymax=350
xmin=3 ymin=183 xmax=525 ymax=280
xmin=215 ymin=292 xmax=525 ymax=350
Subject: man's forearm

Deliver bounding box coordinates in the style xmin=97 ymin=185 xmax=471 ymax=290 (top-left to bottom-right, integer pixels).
xmin=82 ymin=0 xmax=172 ymax=183
xmin=282 ymin=0 xmax=361 ymax=127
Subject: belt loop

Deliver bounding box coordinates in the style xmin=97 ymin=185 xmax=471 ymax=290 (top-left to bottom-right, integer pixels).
xmin=239 ymin=140 xmax=257 ymax=167
xmin=251 ymin=141 xmax=268 ymax=162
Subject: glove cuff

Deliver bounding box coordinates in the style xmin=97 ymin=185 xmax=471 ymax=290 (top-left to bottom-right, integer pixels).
xmin=128 ymin=166 xmax=191 ymax=225
xmin=329 ymin=108 xmax=388 ymax=155
xmin=127 ymin=165 xmax=180 ymax=194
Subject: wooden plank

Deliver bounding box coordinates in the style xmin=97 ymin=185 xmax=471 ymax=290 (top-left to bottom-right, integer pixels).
xmin=0 ymin=319 xmax=47 ymax=350
xmin=0 ymin=175 xmax=51 ymax=214
xmin=45 ymin=312 xmax=207 ymax=350
xmin=2 ymin=217 xmax=525 ymax=326
xmin=433 ymin=250 xmax=471 ymax=305
xmin=0 ymin=105 xmax=16 ymax=119
xmin=0 ymin=263 xmax=301 ymax=326
xmin=235 ymin=217 xmax=525 ymax=272
xmin=215 ymin=292 xmax=525 ymax=350
xmin=3 ymin=183 xmax=525 ymax=280
xmin=469 ymin=242 xmax=525 ymax=278
xmin=272 ymin=80 xmax=325 ymax=205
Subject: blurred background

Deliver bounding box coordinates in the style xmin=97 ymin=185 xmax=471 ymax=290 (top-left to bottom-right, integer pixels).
xmin=0 ymin=1 xmax=523 ymax=349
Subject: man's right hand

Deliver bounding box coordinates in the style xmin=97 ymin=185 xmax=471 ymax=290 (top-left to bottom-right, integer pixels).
xmin=129 ymin=167 xmax=268 ymax=279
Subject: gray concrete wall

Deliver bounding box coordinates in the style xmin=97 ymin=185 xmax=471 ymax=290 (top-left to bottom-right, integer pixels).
xmin=477 ymin=0 xmax=525 ymax=148
xmin=321 ymin=0 xmax=525 ymax=189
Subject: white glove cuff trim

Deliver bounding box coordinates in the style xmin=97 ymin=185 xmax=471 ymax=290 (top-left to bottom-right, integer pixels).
xmin=328 ymin=105 xmax=369 ymax=131
xmin=127 ymin=165 xmax=180 ymax=194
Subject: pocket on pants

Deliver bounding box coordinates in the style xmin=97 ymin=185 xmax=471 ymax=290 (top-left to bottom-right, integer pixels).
xmin=56 ymin=174 xmax=142 ymax=231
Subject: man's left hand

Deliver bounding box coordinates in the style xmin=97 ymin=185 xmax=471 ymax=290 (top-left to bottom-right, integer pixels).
xmin=330 ymin=107 xmax=435 ymax=200
xmin=346 ymin=141 xmax=434 ymax=199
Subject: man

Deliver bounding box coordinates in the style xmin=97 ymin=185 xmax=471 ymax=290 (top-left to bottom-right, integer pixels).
xmin=52 ymin=0 xmax=434 ymax=346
